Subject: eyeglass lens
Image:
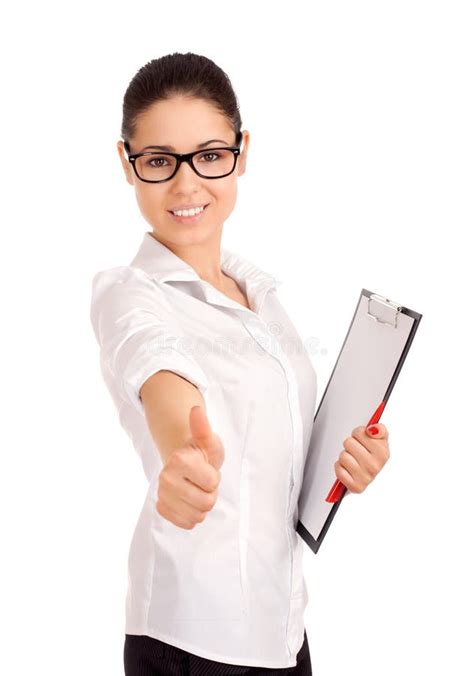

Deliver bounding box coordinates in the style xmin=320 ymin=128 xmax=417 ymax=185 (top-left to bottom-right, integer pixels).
xmin=134 ymin=149 xmax=236 ymax=181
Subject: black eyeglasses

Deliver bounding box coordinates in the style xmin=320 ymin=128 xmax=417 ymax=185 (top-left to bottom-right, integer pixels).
xmin=123 ymin=131 xmax=243 ymax=184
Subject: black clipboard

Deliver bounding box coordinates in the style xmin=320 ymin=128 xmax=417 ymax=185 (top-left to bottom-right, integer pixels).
xmin=296 ymin=288 xmax=422 ymax=555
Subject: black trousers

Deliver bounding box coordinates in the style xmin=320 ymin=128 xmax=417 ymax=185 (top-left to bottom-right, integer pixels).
xmin=124 ymin=629 xmax=312 ymax=675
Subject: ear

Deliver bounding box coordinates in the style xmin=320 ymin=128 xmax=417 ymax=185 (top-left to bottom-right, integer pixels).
xmin=117 ymin=140 xmax=135 ymax=186
xmin=237 ymin=130 xmax=250 ymax=177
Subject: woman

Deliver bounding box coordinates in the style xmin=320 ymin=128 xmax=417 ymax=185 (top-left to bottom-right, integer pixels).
xmin=90 ymin=52 xmax=390 ymax=676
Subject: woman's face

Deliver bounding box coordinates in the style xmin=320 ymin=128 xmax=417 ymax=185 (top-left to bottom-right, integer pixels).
xmin=117 ymin=96 xmax=249 ymax=248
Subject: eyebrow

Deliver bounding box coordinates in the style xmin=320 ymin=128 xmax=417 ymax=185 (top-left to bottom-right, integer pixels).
xmin=141 ymin=139 xmax=230 ymax=152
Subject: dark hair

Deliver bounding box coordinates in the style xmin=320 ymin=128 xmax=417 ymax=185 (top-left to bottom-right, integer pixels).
xmin=120 ymin=52 xmax=242 ymax=148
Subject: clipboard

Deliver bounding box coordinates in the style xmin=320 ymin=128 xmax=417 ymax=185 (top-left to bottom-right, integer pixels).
xmin=296 ymin=288 xmax=422 ymax=555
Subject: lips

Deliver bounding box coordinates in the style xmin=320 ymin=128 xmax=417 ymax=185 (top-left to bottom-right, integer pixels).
xmin=167 ymin=203 xmax=210 ymax=214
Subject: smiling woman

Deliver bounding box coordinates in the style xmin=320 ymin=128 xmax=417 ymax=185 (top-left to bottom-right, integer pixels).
xmin=90 ymin=52 xmax=315 ymax=675
xmin=116 ymin=56 xmax=248 ymax=287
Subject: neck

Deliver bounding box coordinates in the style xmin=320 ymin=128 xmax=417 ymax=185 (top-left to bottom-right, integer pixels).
xmin=151 ymin=231 xmax=229 ymax=289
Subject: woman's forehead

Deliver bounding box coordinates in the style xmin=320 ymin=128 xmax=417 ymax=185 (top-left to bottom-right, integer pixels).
xmin=134 ymin=97 xmax=233 ymax=141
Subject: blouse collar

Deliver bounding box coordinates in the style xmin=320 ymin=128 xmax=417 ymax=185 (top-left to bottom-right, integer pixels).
xmin=128 ymin=231 xmax=283 ymax=315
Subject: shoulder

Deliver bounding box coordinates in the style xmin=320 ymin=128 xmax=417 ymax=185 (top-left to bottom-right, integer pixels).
xmin=91 ymin=265 xmax=155 ymax=296
xmin=90 ymin=265 xmax=167 ymax=303
xmin=90 ymin=265 xmax=169 ymax=325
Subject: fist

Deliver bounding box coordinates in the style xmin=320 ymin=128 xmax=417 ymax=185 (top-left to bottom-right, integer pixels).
xmin=334 ymin=423 xmax=390 ymax=494
xmin=155 ymin=405 xmax=225 ymax=530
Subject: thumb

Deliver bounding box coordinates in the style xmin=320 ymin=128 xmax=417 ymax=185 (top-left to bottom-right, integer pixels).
xmin=189 ymin=405 xmax=215 ymax=464
xmin=189 ymin=405 xmax=225 ymax=470
xmin=366 ymin=423 xmax=388 ymax=439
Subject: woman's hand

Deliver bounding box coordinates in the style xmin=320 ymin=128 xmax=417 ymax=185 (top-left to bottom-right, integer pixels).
xmin=334 ymin=423 xmax=390 ymax=494
xmin=156 ymin=406 xmax=225 ymax=530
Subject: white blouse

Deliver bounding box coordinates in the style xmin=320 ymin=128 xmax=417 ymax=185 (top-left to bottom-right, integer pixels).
xmin=90 ymin=231 xmax=318 ymax=669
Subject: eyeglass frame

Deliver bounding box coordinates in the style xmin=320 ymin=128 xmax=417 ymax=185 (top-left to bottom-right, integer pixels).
xmin=123 ymin=131 xmax=243 ymax=184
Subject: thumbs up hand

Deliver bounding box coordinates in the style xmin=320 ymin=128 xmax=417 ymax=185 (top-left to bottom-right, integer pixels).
xmin=155 ymin=406 xmax=225 ymax=530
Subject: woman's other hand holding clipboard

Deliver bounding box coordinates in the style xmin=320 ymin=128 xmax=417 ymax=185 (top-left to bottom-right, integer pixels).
xmin=333 ymin=422 xmax=390 ymax=496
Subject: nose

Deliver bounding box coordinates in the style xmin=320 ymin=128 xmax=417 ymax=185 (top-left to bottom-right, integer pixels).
xmin=171 ymin=158 xmax=202 ymax=190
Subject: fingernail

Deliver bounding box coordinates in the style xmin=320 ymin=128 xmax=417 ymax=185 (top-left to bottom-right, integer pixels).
xmin=367 ymin=425 xmax=379 ymax=436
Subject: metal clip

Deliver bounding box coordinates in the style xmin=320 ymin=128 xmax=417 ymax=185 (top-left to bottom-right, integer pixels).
xmin=367 ymin=293 xmax=402 ymax=328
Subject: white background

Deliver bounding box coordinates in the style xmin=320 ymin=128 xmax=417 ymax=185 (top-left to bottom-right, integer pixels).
xmin=1 ymin=1 xmax=473 ymax=674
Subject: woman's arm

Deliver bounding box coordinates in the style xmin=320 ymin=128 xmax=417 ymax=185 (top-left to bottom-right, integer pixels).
xmin=140 ymin=370 xmax=206 ymax=464
xmin=140 ymin=370 xmax=225 ymax=530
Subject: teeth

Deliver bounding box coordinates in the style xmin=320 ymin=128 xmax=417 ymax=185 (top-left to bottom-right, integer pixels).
xmin=172 ymin=205 xmax=205 ymax=217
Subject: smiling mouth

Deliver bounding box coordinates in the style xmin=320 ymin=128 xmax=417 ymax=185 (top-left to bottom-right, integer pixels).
xmin=167 ymin=203 xmax=210 ymax=216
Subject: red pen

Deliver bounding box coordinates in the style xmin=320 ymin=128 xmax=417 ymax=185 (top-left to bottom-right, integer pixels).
xmin=325 ymin=400 xmax=386 ymax=503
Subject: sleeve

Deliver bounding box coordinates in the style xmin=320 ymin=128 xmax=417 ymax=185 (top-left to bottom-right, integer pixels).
xmin=89 ymin=265 xmax=209 ymax=415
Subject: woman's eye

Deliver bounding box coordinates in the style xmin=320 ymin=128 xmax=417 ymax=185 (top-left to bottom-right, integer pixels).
xmin=200 ymin=152 xmax=219 ymax=162
xmin=147 ymin=155 xmax=169 ymax=169
xmin=148 ymin=156 xmax=169 ymax=167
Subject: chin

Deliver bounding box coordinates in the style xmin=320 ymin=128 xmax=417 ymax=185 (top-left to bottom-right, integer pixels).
xmin=153 ymin=223 xmax=217 ymax=248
